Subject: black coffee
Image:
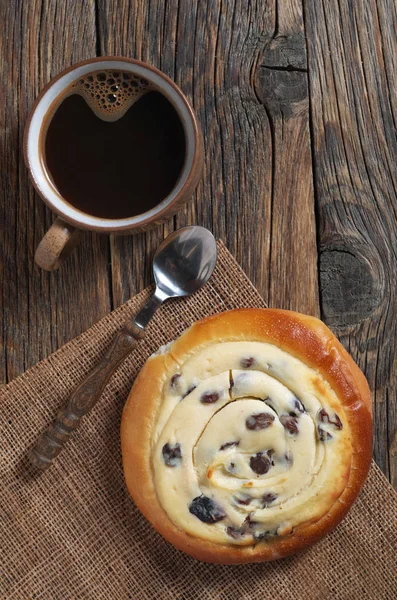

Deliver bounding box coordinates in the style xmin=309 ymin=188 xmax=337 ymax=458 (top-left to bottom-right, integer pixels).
xmin=43 ymin=70 xmax=186 ymax=219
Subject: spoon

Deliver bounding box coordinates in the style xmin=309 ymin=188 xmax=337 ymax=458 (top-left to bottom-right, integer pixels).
xmin=29 ymin=226 xmax=217 ymax=470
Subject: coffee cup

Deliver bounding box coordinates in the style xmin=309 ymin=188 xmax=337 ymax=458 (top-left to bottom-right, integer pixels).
xmin=24 ymin=57 xmax=204 ymax=270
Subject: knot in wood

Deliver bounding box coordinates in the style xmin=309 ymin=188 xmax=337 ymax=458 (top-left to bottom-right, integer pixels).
xmin=320 ymin=246 xmax=383 ymax=328
xmin=255 ymin=68 xmax=308 ymax=118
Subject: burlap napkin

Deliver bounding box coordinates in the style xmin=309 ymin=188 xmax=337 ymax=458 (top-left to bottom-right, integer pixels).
xmin=1 ymin=242 xmax=396 ymax=599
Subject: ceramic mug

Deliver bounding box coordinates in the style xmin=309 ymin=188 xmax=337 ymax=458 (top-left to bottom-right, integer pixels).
xmin=24 ymin=57 xmax=204 ymax=271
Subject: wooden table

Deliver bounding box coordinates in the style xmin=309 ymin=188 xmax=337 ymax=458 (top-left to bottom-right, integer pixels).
xmin=1 ymin=0 xmax=396 ymax=489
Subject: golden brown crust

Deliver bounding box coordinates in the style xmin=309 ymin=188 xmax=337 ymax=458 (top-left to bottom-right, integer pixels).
xmin=121 ymin=309 xmax=372 ymax=563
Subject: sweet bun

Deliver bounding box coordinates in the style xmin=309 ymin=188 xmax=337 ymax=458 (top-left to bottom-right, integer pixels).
xmin=121 ymin=309 xmax=372 ymax=564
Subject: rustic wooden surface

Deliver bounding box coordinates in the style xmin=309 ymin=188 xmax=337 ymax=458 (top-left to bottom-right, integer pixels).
xmin=0 ymin=0 xmax=396 ymax=488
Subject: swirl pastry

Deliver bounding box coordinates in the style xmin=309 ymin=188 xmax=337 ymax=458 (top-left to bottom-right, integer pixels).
xmin=121 ymin=309 xmax=372 ymax=563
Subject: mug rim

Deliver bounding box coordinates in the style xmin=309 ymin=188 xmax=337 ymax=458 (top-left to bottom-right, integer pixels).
xmin=24 ymin=57 xmax=202 ymax=232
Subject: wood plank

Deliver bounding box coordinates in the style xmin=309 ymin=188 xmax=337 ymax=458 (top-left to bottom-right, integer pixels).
xmin=304 ymin=0 xmax=397 ymax=486
xmin=0 ymin=0 xmax=111 ymax=382
xmin=255 ymin=0 xmax=319 ymax=316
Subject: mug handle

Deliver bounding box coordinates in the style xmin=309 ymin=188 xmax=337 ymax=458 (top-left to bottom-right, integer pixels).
xmin=35 ymin=218 xmax=82 ymax=271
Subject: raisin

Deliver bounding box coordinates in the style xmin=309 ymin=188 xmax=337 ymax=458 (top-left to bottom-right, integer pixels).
xmin=162 ymin=443 xmax=182 ymax=467
xmin=254 ymin=530 xmax=277 ymax=541
xmin=235 ymin=494 xmax=252 ymax=505
xmin=189 ymin=495 xmax=226 ymax=523
xmin=333 ymin=414 xmax=343 ymax=429
xmin=226 ymin=462 xmax=238 ymax=475
xmin=182 ymin=384 xmax=197 ymax=398
xmin=220 ymin=440 xmax=240 ymax=451
xmin=250 ymin=452 xmax=271 ymax=475
xmin=227 ymin=518 xmax=261 ymax=539
xmin=280 ymin=415 xmax=299 ymax=434
xmin=201 ymin=391 xmax=220 ymax=404
xmin=319 ymin=409 xmax=343 ymax=430
xmin=262 ymin=492 xmax=278 ymax=506
xmin=170 ymin=373 xmax=181 ymax=388
xmin=289 ymin=397 xmax=306 ymax=416
xmin=242 ymin=514 xmax=257 ymax=533
xmin=246 ymin=412 xmax=275 ymax=430
xmin=318 ymin=425 xmax=333 ymax=442
xmin=294 ymin=397 xmax=306 ymax=413
xmin=241 ymin=357 xmax=255 ymax=368
xmin=226 ymin=526 xmax=243 ymax=539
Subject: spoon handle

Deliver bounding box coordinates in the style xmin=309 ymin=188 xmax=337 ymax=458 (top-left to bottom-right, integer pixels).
xmin=29 ymin=321 xmax=145 ymax=470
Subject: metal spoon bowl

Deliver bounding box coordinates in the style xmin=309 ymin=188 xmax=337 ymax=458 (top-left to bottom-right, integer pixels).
xmin=29 ymin=226 xmax=217 ymax=470
xmin=155 ymin=226 xmax=217 ymax=296
xmin=135 ymin=226 xmax=217 ymax=328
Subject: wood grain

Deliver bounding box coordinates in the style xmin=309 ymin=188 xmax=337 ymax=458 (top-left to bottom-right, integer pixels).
xmin=304 ymin=0 xmax=397 ymax=487
xmin=1 ymin=0 xmax=396 ymax=488
xmin=255 ymin=0 xmax=319 ymax=316
xmin=0 ymin=0 xmax=111 ymax=383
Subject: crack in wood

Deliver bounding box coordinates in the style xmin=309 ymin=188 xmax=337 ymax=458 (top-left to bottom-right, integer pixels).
xmin=260 ymin=64 xmax=307 ymax=73
xmin=259 ymin=32 xmax=307 ymax=71
xmin=94 ymin=0 xmax=102 ymax=56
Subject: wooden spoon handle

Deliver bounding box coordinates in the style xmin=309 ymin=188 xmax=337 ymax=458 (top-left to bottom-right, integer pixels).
xmin=29 ymin=321 xmax=145 ymax=470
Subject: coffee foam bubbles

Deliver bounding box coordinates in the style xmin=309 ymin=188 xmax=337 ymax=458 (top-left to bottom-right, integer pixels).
xmin=71 ymin=69 xmax=153 ymax=122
